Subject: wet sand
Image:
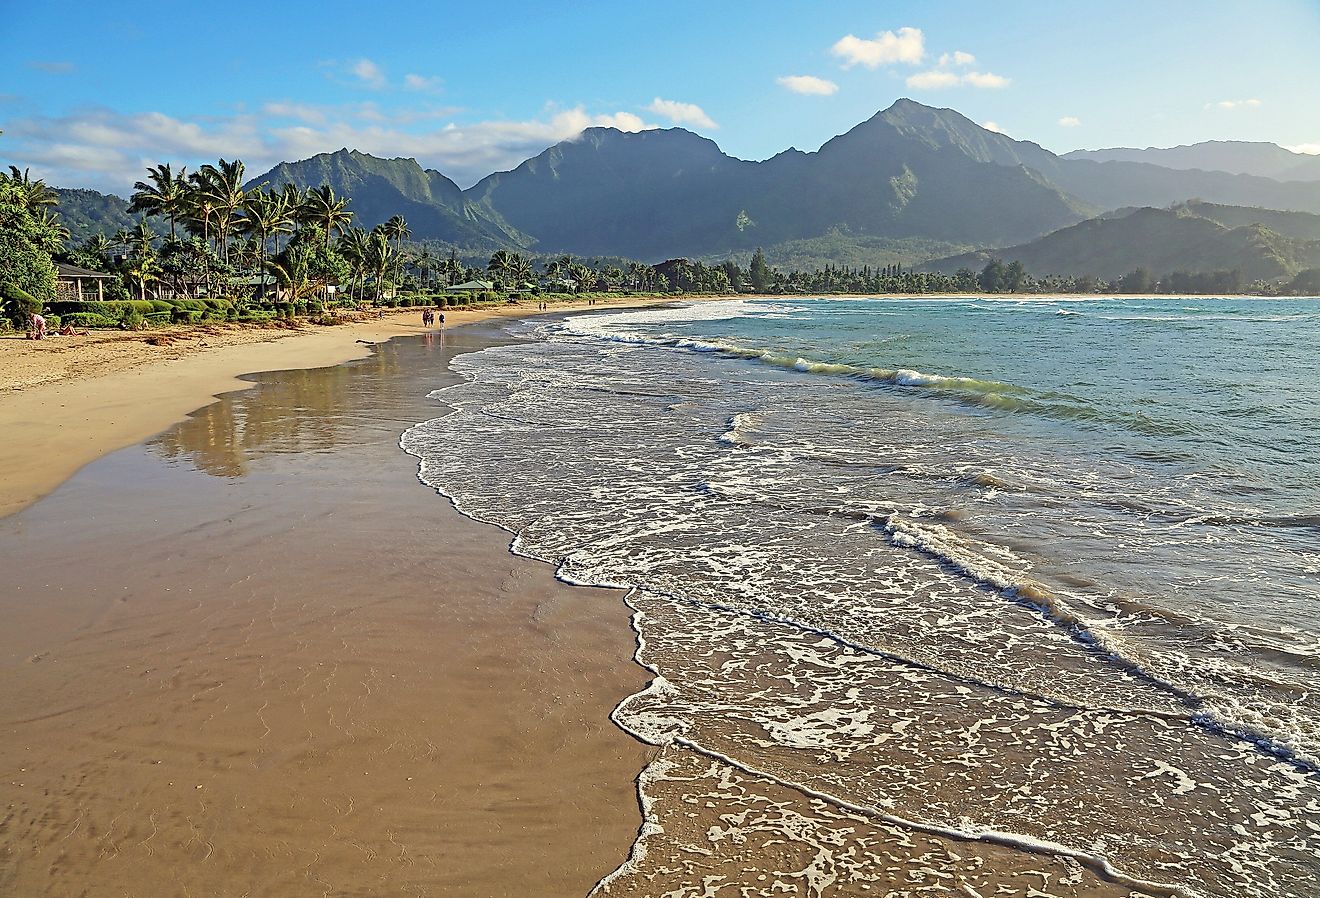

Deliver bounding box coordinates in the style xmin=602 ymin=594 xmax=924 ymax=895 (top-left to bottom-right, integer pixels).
xmin=0 ymin=298 xmax=688 ymax=520
xmin=0 ymin=326 xmax=651 ymax=897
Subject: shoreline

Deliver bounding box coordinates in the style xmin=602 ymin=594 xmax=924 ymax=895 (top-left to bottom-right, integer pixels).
xmin=0 ymin=296 xmax=689 ymax=519
xmin=3 ymin=289 xmax=1292 ymax=520
xmin=0 ymin=324 xmax=652 ymax=896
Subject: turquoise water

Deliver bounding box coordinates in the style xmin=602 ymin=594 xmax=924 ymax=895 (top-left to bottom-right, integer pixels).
xmin=404 ymin=295 xmax=1320 ymax=896
xmin=660 ymin=296 xmax=1320 ymax=496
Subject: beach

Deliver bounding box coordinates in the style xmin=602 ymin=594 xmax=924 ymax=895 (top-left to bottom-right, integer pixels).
xmin=3 ymin=294 xmax=1317 ymax=898
xmin=0 ymin=306 xmax=659 ymax=896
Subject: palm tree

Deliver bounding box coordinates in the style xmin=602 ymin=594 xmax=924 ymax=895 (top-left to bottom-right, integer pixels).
xmin=129 ymin=163 xmax=189 ymax=240
xmin=196 ymin=159 xmax=245 ymax=265
xmin=381 ymin=215 xmax=411 ymax=256
xmin=569 ymin=262 xmax=596 ymax=292
xmin=487 ymin=250 xmax=513 ymax=288
xmin=6 ymin=166 xmax=59 ymax=213
xmin=125 ymin=223 xmax=159 ymax=301
xmin=125 ymin=256 xmax=159 ymax=302
xmin=84 ymin=233 xmax=113 ymax=266
xmin=439 ymin=254 xmax=463 ymax=287
xmin=337 ymin=227 xmax=371 ymax=301
xmin=364 ymin=231 xmax=400 ymax=302
xmin=265 ymin=245 xmax=321 ymax=302
xmin=34 ymin=208 xmax=70 ymax=247
xmin=131 ymin=219 xmax=157 ymax=258
xmin=237 ymin=189 xmax=294 ymax=276
xmin=413 ymin=246 xmax=435 ymax=291
xmin=512 ymin=254 xmax=533 ymax=289
xmin=300 ymin=185 xmax=354 ymax=249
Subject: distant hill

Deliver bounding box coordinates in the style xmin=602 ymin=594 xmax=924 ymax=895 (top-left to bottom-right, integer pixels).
xmin=1178 ymin=200 xmax=1320 ymax=240
xmin=1064 ymin=141 xmax=1320 ymax=182
xmin=54 ymin=187 xmax=138 ymax=241
xmin=923 ymin=205 xmax=1320 ymax=282
xmin=246 ymin=149 xmax=520 ymax=250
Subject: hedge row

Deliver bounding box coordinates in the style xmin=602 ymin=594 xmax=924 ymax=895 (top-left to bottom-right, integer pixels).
xmin=47 ymin=298 xmax=239 ymax=318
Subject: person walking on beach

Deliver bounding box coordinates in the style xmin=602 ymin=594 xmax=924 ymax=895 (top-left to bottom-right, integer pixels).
xmin=30 ymin=312 xmax=47 ymax=340
xmin=439 ymin=313 xmax=445 ymax=328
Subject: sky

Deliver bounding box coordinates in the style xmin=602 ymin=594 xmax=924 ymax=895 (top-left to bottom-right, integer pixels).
xmin=3 ymin=0 xmax=1319 ymax=195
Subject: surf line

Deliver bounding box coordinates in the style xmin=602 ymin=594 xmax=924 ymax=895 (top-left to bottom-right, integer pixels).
xmin=599 ymin=590 xmax=1192 ymax=897
xmin=602 ymin=684 xmax=1190 ymax=897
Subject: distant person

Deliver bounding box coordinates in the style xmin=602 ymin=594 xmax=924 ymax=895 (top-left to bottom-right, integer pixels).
xmin=30 ymin=312 xmax=47 ymax=340
xmin=439 ymin=313 xmax=445 ymax=328
xmin=58 ymin=322 xmax=87 ymax=336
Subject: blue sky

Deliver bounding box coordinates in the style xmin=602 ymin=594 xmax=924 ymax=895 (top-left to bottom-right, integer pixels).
xmin=3 ymin=0 xmax=1318 ymax=194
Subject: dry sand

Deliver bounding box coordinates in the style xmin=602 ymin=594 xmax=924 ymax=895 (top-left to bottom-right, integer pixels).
xmin=0 ymin=324 xmax=654 ymax=896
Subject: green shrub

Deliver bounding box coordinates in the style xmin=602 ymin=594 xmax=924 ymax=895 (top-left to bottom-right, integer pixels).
xmin=143 ymin=311 xmax=170 ymax=327
xmin=170 ymin=308 xmax=203 ymax=324
xmin=238 ymin=310 xmax=277 ymax=323
xmin=48 ymin=300 xmax=156 ymax=319
xmin=150 ymin=300 xmax=173 ymax=312
xmin=2 ymin=282 xmax=41 ymax=328
xmin=61 ymin=312 xmax=117 ymax=328
xmin=122 ymin=306 xmax=146 ymax=329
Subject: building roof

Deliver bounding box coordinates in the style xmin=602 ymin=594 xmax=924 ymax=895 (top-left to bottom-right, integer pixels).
xmin=450 ymin=279 xmax=495 ymax=291
xmin=55 ymin=262 xmax=114 ymax=279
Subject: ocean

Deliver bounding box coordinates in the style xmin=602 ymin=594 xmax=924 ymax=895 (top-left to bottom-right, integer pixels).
xmin=401 ymin=296 xmax=1320 ymax=897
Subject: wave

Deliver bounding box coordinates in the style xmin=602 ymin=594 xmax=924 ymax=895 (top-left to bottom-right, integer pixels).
xmin=718 ymin=411 xmax=764 ymax=446
xmin=561 ymin=318 xmax=1207 ymax=437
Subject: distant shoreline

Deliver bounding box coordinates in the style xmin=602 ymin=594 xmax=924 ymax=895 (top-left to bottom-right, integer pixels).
xmin=0 ymin=294 xmax=683 ymax=519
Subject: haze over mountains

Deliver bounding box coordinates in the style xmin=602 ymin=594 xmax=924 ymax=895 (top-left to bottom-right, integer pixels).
xmin=1063 ymin=142 xmax=1320 ymax=182
xmin=51 ymin=99 xmax=1320 ymax=281
xmin=923 ymin=202 xmax=1320 ymax=283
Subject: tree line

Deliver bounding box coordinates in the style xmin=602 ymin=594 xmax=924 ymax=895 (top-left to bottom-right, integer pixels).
xmin=4 ymin=155 xmax=1315 ymax=331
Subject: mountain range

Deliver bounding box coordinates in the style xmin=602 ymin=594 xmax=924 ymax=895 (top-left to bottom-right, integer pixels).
xmin=49 ymin=99 xmax=1320 ymax=281
xmin=241 ymin=100 xmax=1320 ymax=262
xmin=1064 ymin=141 xmax=1320 ymax=182
xmin=923 ymin=202 xmax=1320 ymax=282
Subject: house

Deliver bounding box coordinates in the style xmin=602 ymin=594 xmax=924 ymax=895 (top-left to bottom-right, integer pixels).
xmin=54 ymin=262 xmax=115 ymax=301
xmin=449 ymin=279 xmax=496 ymax=292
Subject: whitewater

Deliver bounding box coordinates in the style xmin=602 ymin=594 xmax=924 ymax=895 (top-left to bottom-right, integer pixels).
xmin=402 ymin=296 xmax=1320 ymax=897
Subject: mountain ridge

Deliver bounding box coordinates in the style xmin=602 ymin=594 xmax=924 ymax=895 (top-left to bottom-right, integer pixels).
xmin=49 ymin=100 xmax=1320 ymax=275
xmin=922 ymin=203 xmax=1320 ymax=282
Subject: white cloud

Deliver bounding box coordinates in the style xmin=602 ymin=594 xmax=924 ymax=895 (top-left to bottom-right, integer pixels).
xmin=3 ymin=102 xmax=658 ymax=194
xmin=776 ymin=75 xmax=839 ymax=96
xmin=906 ymin=70 xmax=961 ymax=89
xmin=403 ymin=74 xmax=443 ymax=92
xmin=906 ymin=69 xmax=1009 ymax=90
xmin=262 ymin=102 xmax=329 ymax=125
xmin=962 ymin=71 xmax=1010 ymax=89
xmin=982 ymin=121 xmax=1004 ymax=134
xmin=350 ymin=58 xmax=386 ymax=89
xmin=646 ymin=97 xmax=717 ymax=129
xmin=1208 ymin=98 xmax=1262 ymax=110
xmin=830 ymin=27 xmax=925 ymax=68
xmin=1058 ymin=115 xmax=1082 ymax=127
xmin=1285 ymin=142 xmax=1320 ymax=155
xmin=937 ymin=51 xmax=976 ymax=67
